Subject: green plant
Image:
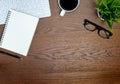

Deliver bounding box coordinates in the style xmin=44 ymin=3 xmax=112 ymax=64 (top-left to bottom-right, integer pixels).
xmin=95 ymin=0 xmax=120 ymax=32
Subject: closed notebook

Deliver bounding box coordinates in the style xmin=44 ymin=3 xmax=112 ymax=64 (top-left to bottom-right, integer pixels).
xmin=0 ymin=9 xmax=39 ymax=56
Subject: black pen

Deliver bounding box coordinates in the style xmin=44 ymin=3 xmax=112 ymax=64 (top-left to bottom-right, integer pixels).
xmin=0 ymin=50 xmax=22 ymax=59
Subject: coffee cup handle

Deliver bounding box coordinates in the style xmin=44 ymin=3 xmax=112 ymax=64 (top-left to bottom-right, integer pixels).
xmin=60 ymin=10 xmax=66 ymax=16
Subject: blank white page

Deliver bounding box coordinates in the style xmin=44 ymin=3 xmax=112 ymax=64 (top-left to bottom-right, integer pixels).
xmin=0 ymin=9 xmax=39 ymax=56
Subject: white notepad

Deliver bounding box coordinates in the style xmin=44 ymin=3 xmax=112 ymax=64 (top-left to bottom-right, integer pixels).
xmin=0 ymin=9 xmax=39 ymax=56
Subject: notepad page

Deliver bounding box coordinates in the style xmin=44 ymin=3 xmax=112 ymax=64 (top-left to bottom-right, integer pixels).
xmin=0 ymin=10 xmax=39 ymax=56
xmin=0 ymin=0 xmax=51 ymax=24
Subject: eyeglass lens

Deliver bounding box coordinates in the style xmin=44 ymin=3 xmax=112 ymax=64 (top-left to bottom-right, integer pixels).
xmin=84 ymin=22 xmax=96 ymax=31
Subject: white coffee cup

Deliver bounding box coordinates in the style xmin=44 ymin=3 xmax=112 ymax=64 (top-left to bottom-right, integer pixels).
xmin=58 ymin=0 xmax=80 ymax=16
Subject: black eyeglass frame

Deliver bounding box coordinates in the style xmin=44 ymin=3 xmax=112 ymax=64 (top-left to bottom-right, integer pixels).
xmin=83 ymin=19 xmax=113 ymax=39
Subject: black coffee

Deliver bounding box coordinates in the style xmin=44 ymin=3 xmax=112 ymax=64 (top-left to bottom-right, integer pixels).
xmin=60 ymin=0 xmax=78 ymax=10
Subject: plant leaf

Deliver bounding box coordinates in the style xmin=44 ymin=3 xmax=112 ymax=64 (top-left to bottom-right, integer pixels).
xmin=95 ymin=0 xmax=99 ymax=6
xmin=105 ymin=20 xmax=113 ymax=32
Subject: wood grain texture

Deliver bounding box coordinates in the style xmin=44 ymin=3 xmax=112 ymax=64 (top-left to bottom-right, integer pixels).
xmin=0 ymin=0 xmax=120 ymax=84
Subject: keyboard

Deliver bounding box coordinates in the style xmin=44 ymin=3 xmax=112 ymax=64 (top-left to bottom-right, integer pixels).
xmin=0 ymin=0 xmax=51 ymax=24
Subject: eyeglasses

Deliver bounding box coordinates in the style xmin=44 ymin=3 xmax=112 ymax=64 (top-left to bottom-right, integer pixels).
xmin=83 ymin=19 xmax=113 ymax=39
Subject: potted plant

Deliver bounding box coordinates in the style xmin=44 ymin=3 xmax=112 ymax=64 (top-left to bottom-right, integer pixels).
xmin=95 ymin=0 xmax=120 ymax=32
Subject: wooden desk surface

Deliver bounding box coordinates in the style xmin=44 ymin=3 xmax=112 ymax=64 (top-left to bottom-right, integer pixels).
xmin=0 ymin=0 xmax=120 ymax=84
